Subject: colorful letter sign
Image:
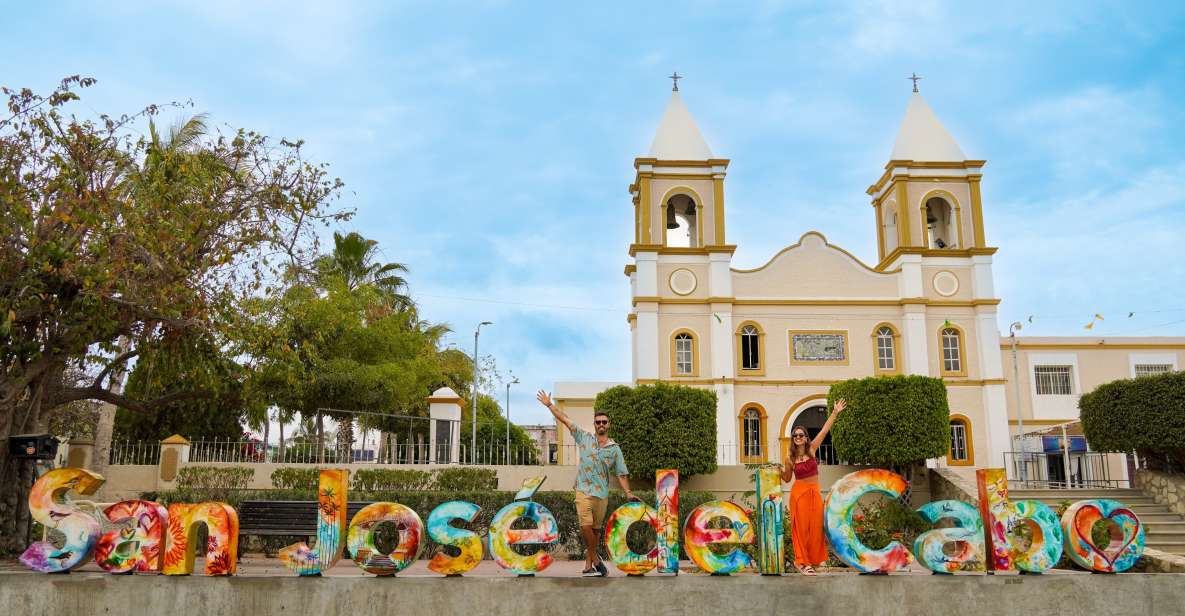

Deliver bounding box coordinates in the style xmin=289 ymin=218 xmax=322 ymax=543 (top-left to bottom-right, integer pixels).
xmin=279 ymin=469 xmax=348 ymax=576
xmin=488 ymin=500 xmax=559 ymax=575
xmin=604 ymin=501 xmax=660 ymax=575
xmin=754 ymin=467 xmax=784 ymax=575
xmin=683 ymin=501 xmax=754 ymax=575
xmin=976 ymin=469 xmax=1064 ymax=573
xmin=347 ymin=502 xmax=424 ymax=576
xmin=1061 ymin=499 xmax=1145 ymax=573
xmin=427 ymin=500 xmax=484 ymax=576
xmin=163 ymin=502 xmax=239 ymax=576
xmin=913 ymin=500 xmax=985 ymax=573
xmin=96 ymin=500 xmax=169 ymax=573
xmin=20 ymin=468 xmax=104 ymax=573
xmin=824 ymin=469 xmax=914 ymax=573
xmin=655 ymin=469 xmax=680 ymax=574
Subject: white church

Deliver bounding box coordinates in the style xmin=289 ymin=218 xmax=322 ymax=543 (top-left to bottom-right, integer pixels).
xmin=553 ymin=83 xmax=1185 ymax=484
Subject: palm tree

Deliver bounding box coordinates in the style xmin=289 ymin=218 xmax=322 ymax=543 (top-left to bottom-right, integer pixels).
xmin=315 ymin=231 xmax=412 ymax=309
xmin=91 ymin=114 xmax=212 ymax=489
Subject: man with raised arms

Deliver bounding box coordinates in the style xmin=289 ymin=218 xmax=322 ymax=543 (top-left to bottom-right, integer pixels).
xmin=537 ymin=390 xmax=635 ymax=577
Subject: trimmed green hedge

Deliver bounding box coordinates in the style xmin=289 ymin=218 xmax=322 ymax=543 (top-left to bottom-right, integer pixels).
xmin=595 ymin=382 xmax=717 ymax=481
xmin=269 ymin=467 xmax=498 ymax=491
xmin=829 ymin=375 xmax=950 ymax=465
xmin=145 ymin=487 xmax=718 ymax=560
xmin=1080 ymin=371 xmax=1185 ymax=470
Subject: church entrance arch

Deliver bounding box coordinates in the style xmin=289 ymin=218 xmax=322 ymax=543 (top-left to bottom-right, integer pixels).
xmin=779 ymin=394 xmax=838 ymax=465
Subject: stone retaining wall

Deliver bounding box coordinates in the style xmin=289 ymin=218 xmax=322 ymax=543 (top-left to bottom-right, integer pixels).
xmin=2 ymin=572 xmax=1182 ymax=616
xmin=1135 ymin=469 xmax=1185 ymax=516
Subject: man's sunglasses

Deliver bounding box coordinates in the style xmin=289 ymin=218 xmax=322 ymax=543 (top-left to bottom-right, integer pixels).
xmin=594 ymin=420 xmax=609 ymax=426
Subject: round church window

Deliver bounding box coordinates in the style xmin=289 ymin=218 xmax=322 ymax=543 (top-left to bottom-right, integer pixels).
xmin=932 ymin=270 xmax=960 ymax=297
xmin=669 ymin=268 xmax=697 ymax=296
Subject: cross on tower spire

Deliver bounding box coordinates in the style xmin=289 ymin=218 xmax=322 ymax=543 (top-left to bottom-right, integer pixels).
xmin=908 ymin=72 xmax=922 ymax=93
xmin=669 ymin=71 xmax=682 ymax=92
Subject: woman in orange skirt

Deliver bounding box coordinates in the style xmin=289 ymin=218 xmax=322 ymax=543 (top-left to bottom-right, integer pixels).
xmin=781 ymin=398 xmax=846 ymax=575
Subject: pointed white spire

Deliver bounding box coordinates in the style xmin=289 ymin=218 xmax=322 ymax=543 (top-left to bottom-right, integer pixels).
xmin=890 ymin=93 xmax=966 ymax=162
xmin=648 ymin=90 xmax=713 ymax=160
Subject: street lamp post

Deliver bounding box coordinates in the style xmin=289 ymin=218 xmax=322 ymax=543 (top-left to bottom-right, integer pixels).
xmin=472 ymin=321 xmax=492 ymax=464
xmin=505 ymin=375 xmax=519 ymax=465
xmin=1009 ymin=322 xmax=1026 ymax=483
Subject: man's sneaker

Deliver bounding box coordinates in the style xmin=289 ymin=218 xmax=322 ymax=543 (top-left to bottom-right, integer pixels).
xmin=582 ymin=567 xmax=599 ymax=577
xmin=595 ymin=561 xmax=608 ymax=577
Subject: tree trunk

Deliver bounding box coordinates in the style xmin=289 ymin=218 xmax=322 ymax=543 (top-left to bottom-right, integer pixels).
xmin=278 ymin=420 xmax=285 ymax=463
xmin=91 ymin=337 xmax=132 ymax=498
xmin=261 ymin=415 xmax=270 ymax=463
xmin=337 ymin=417 xmax=354 ymax=463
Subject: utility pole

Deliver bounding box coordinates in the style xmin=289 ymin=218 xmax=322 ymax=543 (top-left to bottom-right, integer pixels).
xmin=472 ymin=321 xmax=492 ymax=464
xmin=1009 ymin=322 xmax=1026 ymax=484
xmin=505 ymin=374 xmax=519 ymax=465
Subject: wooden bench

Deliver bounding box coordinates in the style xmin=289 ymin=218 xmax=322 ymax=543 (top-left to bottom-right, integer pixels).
xmin=238 ymin=501 xmax=371 ymax=538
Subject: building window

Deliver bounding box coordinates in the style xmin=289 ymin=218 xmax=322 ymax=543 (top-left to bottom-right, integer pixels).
xmin=948 ymin=416 xmax=972 ymax=465
xmin=924 ymin=196 xmax=958 ymax=249
xmin=1135 ymin=364 xmax=1173 ymax=378
xmin=672 ymin=331 xmax=696 ymax=375
xmin=740 ymin=405 xmax=766 ymax=463
xmin=873 ymin=324 xmax=899 ymax=374
xmin=1033 ymin=365 xmax=1073 ymax=395
xmin=940 ymin=327 xmax=964 ymax=375
xmin=740 ymin=324 xmax=761 ymax=371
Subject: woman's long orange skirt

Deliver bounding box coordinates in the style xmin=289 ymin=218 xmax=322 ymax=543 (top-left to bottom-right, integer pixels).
xmin=790 ymin=481 xmax=827 ymax=567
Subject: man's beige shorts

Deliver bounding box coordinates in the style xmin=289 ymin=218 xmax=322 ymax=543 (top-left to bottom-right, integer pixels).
xmin=574 ymin=491 xmax=607 ymax=528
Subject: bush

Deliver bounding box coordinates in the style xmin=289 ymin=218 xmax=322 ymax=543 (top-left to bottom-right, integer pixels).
xmin=146 ymin=487 xmax=718 ymax=560
xmin=1080 ymin=371 xmax=1185 ymax=471
xmin=351 ymin=469 xmax=435 ymax=491
xmin=595 ymin=382 xmax=717 ymax=481
xmin=828 ymin=375 xmax=950 ymax=466
xmin=176 ymin=465 xmax=255 ymax=490
xmin=269 ymin=467 xmax=322 ymax=490
xmin=268 ymin=467 xmax=499 ymax=491
xmin=433 ymin=467 xmax=498 ymax=491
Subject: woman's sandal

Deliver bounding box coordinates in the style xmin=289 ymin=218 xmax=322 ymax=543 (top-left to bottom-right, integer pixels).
xmin=798 ymin=565 xmax=817 ymax=576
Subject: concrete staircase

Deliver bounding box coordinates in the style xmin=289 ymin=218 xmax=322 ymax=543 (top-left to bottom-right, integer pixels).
xmin=1008 ymin=487 xmax=1185 ymax=556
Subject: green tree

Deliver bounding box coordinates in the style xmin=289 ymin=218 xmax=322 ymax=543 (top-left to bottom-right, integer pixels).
xmin=1080 ymin=371 xmax=1185 ymax=471
xmin=828 ymin=375 xmax=950 ymax=466
xmin=251 ymin=276 xmax=446 ymax=462
xmin=313 ymin=231 xmax=411 ymax=305
xmin=0 ymin=77 xmax=344 ymax=551
xmin=116 ymin=331 xmax=249 ymax=441
xmin=594 ymin=383 xmax=717 ymax=482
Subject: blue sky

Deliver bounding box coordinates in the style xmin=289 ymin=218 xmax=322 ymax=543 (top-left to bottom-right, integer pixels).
xmin=6 ymin=1 xmax=1185 ymax=425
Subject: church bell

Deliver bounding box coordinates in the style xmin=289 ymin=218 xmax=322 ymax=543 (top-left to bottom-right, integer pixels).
xmin=666 ymin=200 xmax=678 ymax=229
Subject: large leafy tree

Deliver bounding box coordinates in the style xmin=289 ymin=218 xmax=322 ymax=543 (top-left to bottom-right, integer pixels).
xmin=251 ymin=275 xmax=447 ymax=462
xmin=0 ymin=77 xmax=345 ymax=551
xmin=115 ymin=331 xmax=251 ymax=442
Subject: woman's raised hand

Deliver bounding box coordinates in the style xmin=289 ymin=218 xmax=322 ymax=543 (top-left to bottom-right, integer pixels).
xmin=834 ymin=398 xmax=847 ymax=413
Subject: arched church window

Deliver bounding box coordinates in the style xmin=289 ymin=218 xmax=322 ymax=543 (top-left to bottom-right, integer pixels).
xmin=664 ymin=193 xmax=698 ymax=248
xmin=741 ymin=406 xmax=765 ymax=462
xmin=924 ymin=197 xmax=957 ymax=249
xmin=672 ymin=331 xmax=697 ymax=375
xmin=874 ymin=325 xmax=898 ymax=374
xmin=940 ymin=326 xmax=965 ymax=375
xmin=740 ymin=324 xmax=761 ymax=371
xmin=948 ymin=415 xmax=973 ymax=465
